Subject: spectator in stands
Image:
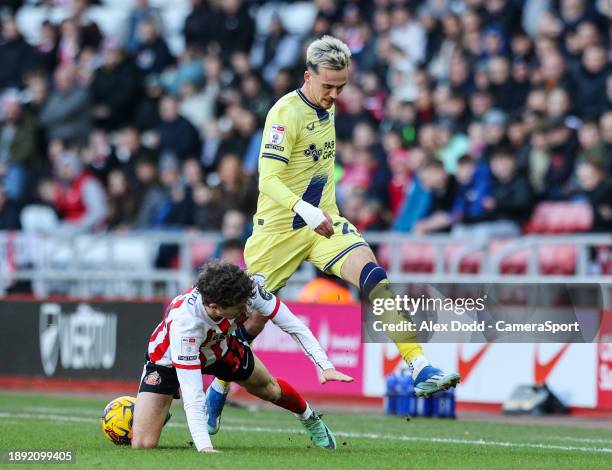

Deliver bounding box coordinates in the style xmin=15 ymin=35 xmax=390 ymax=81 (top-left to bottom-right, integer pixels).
xmin=90 ymin=38 xmax=142 ymax=131
xmin=547 ymin=87 xmax=572 ymax=119
xmin=106 ymin=168 xmax=137 ymax=231
xmin=577 ymin=119 xmax=604 ymax=162
xmin=481 ymin=108 xmax=508 ymax=161
xmin=217 ymin=238 xmax=245 ymax=267
xmin=576 ymin=160 xmax=612 ymax=232
xmin=574 ymin=44 xmax=610 ymax=118
xmin=239 ymin=73 xmax=273 ymax=126
xmin=154 ymin=154 xmax=191 ymax=228
xmin=599 ymin=111 xmax=612 ymax=174
xmin=0 ymin=182 xmax=20 ymax=229
xmin=39 ymin=63 xmax=91 ymax=144
xmin=450 ymin=155 xmax=491 ymax=228
xmin=133 ymin=156 xmax=166 ymax=229
xmin=250 ymin=14 xmax=300 ymax=85
xmin=70 ymin=0 xmax=102 ymax=50
xmin=81 ymin=128 xmax=118 ymax=184
xmin=134 ymin=18 xmax=174 ymax=77
xmin=216 ymin=153 xmax=257 ymax=217
xmin=114 ymin=126 xmax=154 ymax=174
xmin=0 ymin=14 xmax=39 ymax=89
xmin=161 ymin=46 xmax=204 ymax=96
xmin=57 ymin=18 xmax=84 ymax=66
xmin=484 ymin=146 xmax=534 ymax=227
xmin=36 ymin=20 xmax=59 ymax=74
xmin=212 ymin=0 xmax=255 ymax=61
xmin=412 ymin=158 xmax=456 ymax=234
xmin=487 ymin=56 xmax=525 ymax=112
xmin=124 ymin=0 xmax=164 ymax=54
xmin=42 ymin=150 xmax=107 ymax=234
xmin=192 ymin=182 xmax=223 ymax=231
xmin=336 ymin=85 xmax=376 ymax=140
xmin=541 ymin=116 xmax=579 ymax=200
xmin=341 ymin=192 xmax=386 ymax=232
xmin=0 ymin=90 xmax=39 ymax=201
xmin=157 ymin=94 xmax=201 ymax=161
xmin=183 ymin=0 xmax=217 ymax=50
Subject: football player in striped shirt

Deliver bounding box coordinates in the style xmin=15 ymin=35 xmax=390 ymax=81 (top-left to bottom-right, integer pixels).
xmin=132 ymin=263 xmax=350 ymax=451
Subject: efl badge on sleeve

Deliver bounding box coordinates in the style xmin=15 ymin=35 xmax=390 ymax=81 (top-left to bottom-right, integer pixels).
xmin=269 ymin=124 xmax=285 ymax=145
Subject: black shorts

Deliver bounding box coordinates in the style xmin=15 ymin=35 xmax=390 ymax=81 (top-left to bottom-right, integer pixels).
xmin=138 ymin=336 xmax=255 ymax=397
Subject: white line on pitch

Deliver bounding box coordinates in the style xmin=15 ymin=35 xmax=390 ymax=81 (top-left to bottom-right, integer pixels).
xmin=1 ymin=411 xmax=612 ymax=454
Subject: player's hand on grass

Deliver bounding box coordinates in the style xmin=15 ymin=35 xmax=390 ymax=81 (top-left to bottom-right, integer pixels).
xmin=320 ymin=368 xmax=354 ymax=384
xmin=199 ymin=447 xmax=220 ymax=453
xmin=315 ymin=212 xmax=334 ymax=239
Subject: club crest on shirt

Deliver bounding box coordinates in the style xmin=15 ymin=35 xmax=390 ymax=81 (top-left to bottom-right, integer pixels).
xmin=144 ymin=371 xmax=161 ymax=386
xmin=269 ymin=124 xmax=285 ymax=144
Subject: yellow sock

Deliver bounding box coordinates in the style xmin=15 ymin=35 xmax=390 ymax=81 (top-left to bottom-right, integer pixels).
xmin=368 ymin=280 xmax=424 ymax=364
xmin=214 ymin=378 xmax=232 ymax=393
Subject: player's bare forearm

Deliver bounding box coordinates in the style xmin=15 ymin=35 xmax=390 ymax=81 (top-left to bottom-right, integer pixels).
xmin=243 ymin=312 xmax=269 ymax=337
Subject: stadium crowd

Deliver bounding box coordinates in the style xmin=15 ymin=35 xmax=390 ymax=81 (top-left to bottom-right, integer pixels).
xmin=0 ymin=0 xmax=610 ymax=247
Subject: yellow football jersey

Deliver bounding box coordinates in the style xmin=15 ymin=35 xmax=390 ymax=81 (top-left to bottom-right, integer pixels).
xmin=253 ymin=89 xmax=340 ymax=233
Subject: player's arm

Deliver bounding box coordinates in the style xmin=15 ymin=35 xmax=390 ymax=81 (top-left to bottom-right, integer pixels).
xmin=244 ymin=282 xmax=353 ymax=383
xmin=169 ymin=320 xmax=216 ymax=453
xmin=258 ymin=106 xmax=333 ymax=237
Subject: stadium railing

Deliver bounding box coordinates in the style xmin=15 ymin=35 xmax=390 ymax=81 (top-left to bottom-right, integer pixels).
xmin=0 ymin=230 xmax=610 ymax=299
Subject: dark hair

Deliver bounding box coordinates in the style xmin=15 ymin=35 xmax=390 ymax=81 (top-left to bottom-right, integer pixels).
xmin=421 ymin=157 xmax=445 ymax=170
xmin=491 ymin=145 xmax=515 ymax=159
xmin=457 ymin=154 xmax=474 ymax=166
xmin=196 ymin=262 xmax=253 ymax=308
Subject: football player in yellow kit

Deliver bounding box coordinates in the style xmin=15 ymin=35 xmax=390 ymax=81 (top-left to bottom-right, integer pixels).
xmin=205 ymin=36 xmax=460 ymax=433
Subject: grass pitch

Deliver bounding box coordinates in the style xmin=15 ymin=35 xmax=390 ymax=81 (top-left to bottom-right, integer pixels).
xmin=1 ymin=391 xmax=611 ymax=469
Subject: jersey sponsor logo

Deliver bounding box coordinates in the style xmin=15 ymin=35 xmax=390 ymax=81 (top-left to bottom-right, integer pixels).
xmin=269 ymin=124 xmax=285 ymax=144
xmin=181 ymin=337 xmax=198 ymax=355
xmin=306 ymin=121 xmax=316 ymax=131
xmin=177 ymin=355 xmax=198 ymax=361
xmin=264 ymin=143 xmax=285 ymax=151
xmin=144 ymin=371 xmax=162 ymax=386
xmin=304 ymin=140 xmax=335 ymax=162
xmin=304 ymin=143 xmax=321 ymax=162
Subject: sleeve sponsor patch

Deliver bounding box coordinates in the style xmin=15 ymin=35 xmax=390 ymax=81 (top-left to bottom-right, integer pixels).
xmin=264 ymin=143 xmax=285 ymax=151
xmin=181 ymin=337 xmax=198 ymax=355
xmin=269 ymin=124 xmax=285 ymax=144
xmin=177 ymin=355 xmax=199 ymax=361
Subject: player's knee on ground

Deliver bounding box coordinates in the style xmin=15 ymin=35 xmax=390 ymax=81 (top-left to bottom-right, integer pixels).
xmin=131 ymin=433 xmax=160 ymax=449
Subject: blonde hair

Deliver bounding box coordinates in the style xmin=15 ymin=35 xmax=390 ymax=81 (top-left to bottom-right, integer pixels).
xmin=306 ymin=35 xmax=351 ymax=72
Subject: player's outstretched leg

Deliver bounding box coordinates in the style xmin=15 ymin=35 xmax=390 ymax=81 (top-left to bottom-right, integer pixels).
xmin=204 ymin=378 xmax=230 ymax=434
xmin=340 ymin=249 xmax=461 ymax=396
xmin=238 ymin=354 xmax=336 ymax=449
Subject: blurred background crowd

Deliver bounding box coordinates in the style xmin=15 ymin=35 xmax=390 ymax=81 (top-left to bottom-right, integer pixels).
xmin=0 ymin=0 xmax=610 ymax=251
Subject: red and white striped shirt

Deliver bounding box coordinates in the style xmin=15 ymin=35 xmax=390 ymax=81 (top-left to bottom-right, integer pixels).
xmin=144 ymin=278 xmax=333 ymax=452
xmin=147 ymin=281 xmax=281 ymax=371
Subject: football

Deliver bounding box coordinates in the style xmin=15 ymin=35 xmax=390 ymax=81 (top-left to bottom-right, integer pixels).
xmin=100 ymin=396 xmax=136 ymax=445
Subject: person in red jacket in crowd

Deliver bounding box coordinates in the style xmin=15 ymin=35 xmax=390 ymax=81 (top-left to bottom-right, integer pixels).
xmin=46 ymin=151 xmax=108 ymax=233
